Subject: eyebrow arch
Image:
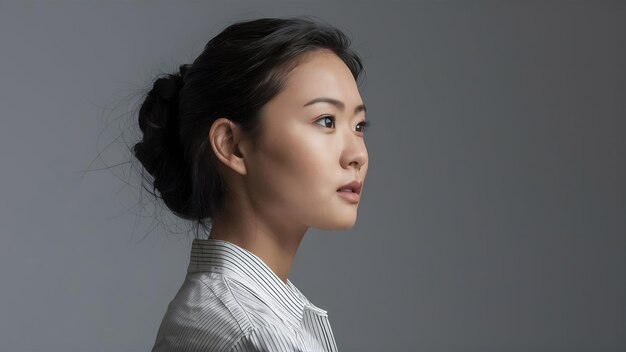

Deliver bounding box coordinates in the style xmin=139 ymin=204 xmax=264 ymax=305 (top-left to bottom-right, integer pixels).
xmin=303 ymin=97 xmax=366 ymax=115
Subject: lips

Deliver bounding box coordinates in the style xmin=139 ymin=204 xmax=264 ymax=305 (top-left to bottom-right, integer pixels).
xmin=336 ymin=180 xmax=362 ymax=195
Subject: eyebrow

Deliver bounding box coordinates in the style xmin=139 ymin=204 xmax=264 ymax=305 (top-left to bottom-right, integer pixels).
xmin=303 ymin=97 xmax=366 ymax=115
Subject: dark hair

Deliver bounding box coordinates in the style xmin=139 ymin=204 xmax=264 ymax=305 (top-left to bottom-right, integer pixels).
xmin=132 ymin=16 xmax=365 ymax=234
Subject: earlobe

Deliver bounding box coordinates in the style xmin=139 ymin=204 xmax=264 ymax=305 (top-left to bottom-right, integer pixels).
xmin=209 ymin=118 xmax=248 ymax=176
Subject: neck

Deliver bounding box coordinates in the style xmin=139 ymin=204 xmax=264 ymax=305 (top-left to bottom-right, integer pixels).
xmin=208 ymin=213 xmax=307 ymax=284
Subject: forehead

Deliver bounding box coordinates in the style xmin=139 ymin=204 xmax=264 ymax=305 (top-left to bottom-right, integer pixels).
xmin=279 ymin=50 xmax=360 ymax=105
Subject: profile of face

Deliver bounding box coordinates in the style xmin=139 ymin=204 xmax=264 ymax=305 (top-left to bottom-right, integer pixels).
xmin=215 ymin=49 xmax=368 ymax=231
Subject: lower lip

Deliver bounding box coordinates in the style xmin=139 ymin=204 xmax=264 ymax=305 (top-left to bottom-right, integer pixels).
xmin=337 ymin=190 xmax=360 ymax=203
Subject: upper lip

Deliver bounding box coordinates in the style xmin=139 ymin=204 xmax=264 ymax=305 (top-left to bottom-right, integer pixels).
xmin=337 ymin=180 xmax=363 ymax=195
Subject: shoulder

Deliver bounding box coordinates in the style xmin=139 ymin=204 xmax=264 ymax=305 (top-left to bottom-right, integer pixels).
xmin=151 ymin=272 xmax=255 ymax=352
xmin=152 ymin=272 xmax=303 ymax=352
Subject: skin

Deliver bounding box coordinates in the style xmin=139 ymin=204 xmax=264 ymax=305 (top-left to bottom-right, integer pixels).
xmin=207 ymin=49 xmax=368 ymax=285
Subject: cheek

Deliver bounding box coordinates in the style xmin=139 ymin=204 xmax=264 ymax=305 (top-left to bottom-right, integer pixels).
xmin=251 ymin=131 xmax=335 ymax=210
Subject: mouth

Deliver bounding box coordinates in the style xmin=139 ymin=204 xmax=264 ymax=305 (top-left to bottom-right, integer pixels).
xmin=337 ymin=180 xmax=362 ymax=203
xmin=337 ymin=180 xmax=362 ymax=194
xmin=337 ymin=189 xmax=360 ymax=203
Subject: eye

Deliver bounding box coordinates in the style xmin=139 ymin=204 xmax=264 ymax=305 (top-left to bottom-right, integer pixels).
xmin=356 ymin=120 xmax=370 ymax=133
xmin=315 ymin=115 xmax=335 ymax=128
xmin=314 ymin=115 xmax=370 ymax=134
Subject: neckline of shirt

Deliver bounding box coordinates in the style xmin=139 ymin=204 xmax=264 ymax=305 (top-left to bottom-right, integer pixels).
xmin=187 ymin=237 xmax=310 ymax=326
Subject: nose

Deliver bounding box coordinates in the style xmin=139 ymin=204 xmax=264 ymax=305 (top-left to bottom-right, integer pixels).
xmin=341 ymin=133 xmax=367 ymax=174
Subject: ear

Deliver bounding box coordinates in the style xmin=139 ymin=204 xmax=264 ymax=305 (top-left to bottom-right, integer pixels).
xmin=209 ymin=118 xmax=250 ymax=176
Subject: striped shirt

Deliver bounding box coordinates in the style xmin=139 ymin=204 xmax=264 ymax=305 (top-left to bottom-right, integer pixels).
xmin=151 ymin=238 xmax=339 ymax=351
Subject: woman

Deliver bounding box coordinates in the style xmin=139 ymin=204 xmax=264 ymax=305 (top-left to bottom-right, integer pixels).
xmin=134 ymin=16 xmax=369 ymax=351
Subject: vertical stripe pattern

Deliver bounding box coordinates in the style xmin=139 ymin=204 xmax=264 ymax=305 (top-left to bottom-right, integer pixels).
xmin=151 ymin=238 xmax=339 ymax=352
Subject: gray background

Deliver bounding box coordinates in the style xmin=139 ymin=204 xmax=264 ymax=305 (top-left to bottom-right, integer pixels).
xmin=1 ymin=1 xmax=624 ymax=351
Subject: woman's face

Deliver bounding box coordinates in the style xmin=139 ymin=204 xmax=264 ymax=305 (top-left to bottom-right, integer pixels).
xmin=245 ymin=49 xmax=368 ymax=230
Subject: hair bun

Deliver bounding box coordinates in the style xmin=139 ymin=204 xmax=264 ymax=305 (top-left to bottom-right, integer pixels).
xmin=139 ymin=74 xmax=184 ymax=138
xmin=179 ymin=64 xmax=191 ymax=79
xmin=151 ymin=74 xmax=184 ymax=102
xmin=134 ymin=72 xmax=191 ymax=218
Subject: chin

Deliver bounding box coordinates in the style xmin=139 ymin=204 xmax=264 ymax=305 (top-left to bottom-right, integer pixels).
xmin=334 ymin=221 xmax=357 ymax=230
xmin=315 ymin=215 xmax=357 ymax=230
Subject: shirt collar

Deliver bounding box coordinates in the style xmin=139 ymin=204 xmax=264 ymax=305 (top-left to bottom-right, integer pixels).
xmin=187 ymin=238 xmax=306 ymax=326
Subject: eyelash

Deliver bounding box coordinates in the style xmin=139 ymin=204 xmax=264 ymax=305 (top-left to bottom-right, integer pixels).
xmin=315 ymin=115 xmax=370 ymax=134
